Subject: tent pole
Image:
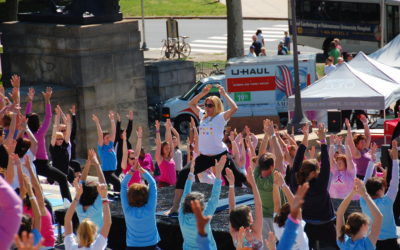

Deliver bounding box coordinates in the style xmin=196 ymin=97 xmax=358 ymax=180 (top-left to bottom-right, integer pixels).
xmin=384 ymin=109 xmax=386 ymax=144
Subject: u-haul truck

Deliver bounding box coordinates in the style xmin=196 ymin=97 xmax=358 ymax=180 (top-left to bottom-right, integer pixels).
xmin=161 ymin=54 xmax=316 ymax=134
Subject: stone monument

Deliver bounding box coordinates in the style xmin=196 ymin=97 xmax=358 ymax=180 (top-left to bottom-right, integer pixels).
xmin=1 ymin=11 xmax=148 ymax=157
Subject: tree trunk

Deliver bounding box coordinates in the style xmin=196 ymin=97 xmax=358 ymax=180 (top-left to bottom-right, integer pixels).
xmin=226 ymin=0 xmax=244 ymax=60
xmin=5 ymin=0 xmax=19 ymax=21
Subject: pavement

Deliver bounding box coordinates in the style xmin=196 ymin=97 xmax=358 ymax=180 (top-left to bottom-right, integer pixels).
xmin=219 ymin=0 xmax=288 ymax=19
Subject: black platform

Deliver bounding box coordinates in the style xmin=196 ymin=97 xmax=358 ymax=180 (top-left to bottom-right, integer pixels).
xmin=55 ymin=183 xmax=253 ymax=250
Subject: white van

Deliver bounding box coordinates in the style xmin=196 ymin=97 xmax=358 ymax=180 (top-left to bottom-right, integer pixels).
xmin=161 ymin=54 xmax=316 ymax=134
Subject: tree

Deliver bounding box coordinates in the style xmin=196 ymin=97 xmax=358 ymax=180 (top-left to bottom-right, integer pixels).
xmin=226 ymin=0 xmax=244 ymax=59
xmin=5 ymin=0 xmax=18 ymax=21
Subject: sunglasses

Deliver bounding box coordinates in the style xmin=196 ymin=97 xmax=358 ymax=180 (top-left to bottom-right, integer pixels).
xmin=60 ymin=130 xmax=66 ymax=132
xmin=129 ymin=157 xmax=135 ymax=160
xmin=56 ymin=138 xmax=64 ymax=141
xmin=205 ymin=103 xmax=214 ymax=108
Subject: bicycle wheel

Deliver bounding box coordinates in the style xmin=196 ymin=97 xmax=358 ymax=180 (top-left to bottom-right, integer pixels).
xmin=161 ymin=44 xmax=171 ymax=59
xmin=180 ymin=43 xmax=191 ymax=58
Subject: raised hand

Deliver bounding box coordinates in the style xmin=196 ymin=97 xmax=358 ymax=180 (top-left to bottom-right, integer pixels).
xmin=97 ymin=183 xmax=108 ymax=199
xmin=228 ymin=131 xmax=235 ymax=142
xmin=308 ymin=146 xmax=316 ymax=159
xmin=155 ymin=120 xmax=160 ymax=130
xmin=345 ymin=118 xmax=351 ymax=130
xmin=360 ymin=115 xmax=368 ymax=125
xmin=10 ymin=74 xmax=21 ymax=88
xmin=116 ymin=113 xmax=121 ymax=122
xmin=354 ymin=178 xmax=367 ymax=197
xmin=14 ymin=231 xmax=43 ymax=250
xmin=121 ymin=130 xmax=127 ymax=141
xmin=225 ymin=168 xmax=235 ymax=185
xmin=317 ymin=123 xmax=326 ymax=141
xmin=390 ymin=140 xmax=398 ymax=160
xmin=108 ymin=111 xmax=115 ymax=121
xmin=302 ymin=123 xmax=309 ymax=136
xmin=27 ymin=87 xmax=35 ymax=102
xmin=92 ymin=114 xmax=99 ymax=123
xmin=370 ymin=142 xmax=378 ymax=161
xmin=215 ymin=155 xmax=227 ymax=177
xmin=137 ymin=126 xmax=143 ymax=138
xmin=246 ymin=165 xmax=256 ymax=186
xmin=291 ymin=182 xmax=309 ymax=219
xmin=264 ymin=119 xmax=275 ymax=137
xmin=273 ymin=171 xmax=285 ymax=187
xmin=42 ymin=87 xmax=52 ymax=101
xmin=69 ymin=104 xmax=76 ymax=115
xmin=127 ymin=110 xmax=134 ymax=120
xmin=73 ymin=177 xmax=83 ymax=199
xmin=216 ymin=84 xmax=227 ymax=96
xmin=190 ymin=200 xmax=211 ymax=236
xmin=201 ymin=84 xmax=212 ymax=95
xmin=265 ymin=232 xmax=277 ymax=250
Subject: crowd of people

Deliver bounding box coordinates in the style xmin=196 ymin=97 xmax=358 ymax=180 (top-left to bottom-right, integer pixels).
xmin=1 ymin=76 xmax=400 ymax=250
xmin=323 ymin=38 xmax=355 ymax=75
xmin=247 ymin=30 xmax=291 ymax=57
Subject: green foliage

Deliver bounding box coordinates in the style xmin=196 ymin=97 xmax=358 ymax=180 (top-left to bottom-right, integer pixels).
xmin=119 ymin=0 xmax=226 ymax=17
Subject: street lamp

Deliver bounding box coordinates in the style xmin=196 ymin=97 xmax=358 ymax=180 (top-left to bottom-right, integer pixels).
xmin=141 ymin=0 xmax=149 ymax=51
xmin=287 ymin=0 xmax=309 ymax=134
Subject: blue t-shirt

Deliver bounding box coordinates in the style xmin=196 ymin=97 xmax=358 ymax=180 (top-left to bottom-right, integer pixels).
xmin=76 ymin=194 xmax=103 ymax=233
xmin=97 ymin=142 xmax=117 ymax=171
xmin=32 ymin=228 xmax=42 ymax=246
xmin=337 ymin=235 xmax=374 ymax=250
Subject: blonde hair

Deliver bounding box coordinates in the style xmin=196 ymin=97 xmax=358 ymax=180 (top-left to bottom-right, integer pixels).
xmin=204 ymin=96 xmax=224 ymax=118
xmin=55 ymin=132 xmax=64 ymax=139
xmin=77 ymin=219 xmax=97 ymax=247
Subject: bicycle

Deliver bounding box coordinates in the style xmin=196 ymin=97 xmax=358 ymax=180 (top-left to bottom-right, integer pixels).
xmin=209 ymin=63 xmax=225 ymax=75
xmin=161 ymin=36 xmax=191 ymax=59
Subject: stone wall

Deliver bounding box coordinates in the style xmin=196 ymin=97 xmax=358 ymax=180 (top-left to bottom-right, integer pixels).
xmin=1 ymin=20 xmax=149 ymax=156
xmin=145 ymin=60 xmax=195 ymax=105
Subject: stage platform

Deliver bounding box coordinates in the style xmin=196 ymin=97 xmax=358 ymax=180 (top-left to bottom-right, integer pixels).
xmin=55 ymin=183 xmax=253 ymax=250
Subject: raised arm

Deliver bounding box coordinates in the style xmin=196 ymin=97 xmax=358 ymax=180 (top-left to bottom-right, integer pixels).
xmin=64 ymin=114 xmax=72 ymax=144
xmin=336 ymin=182 xmax=357 ymax=240
xmin=24 ymin=175 xmax=41 ymax=232
xmin=25 ymin=88 xmax=35 ymax=115
xmin=345 ymin=118 xmax=360 ymax=158
xmin=387 ymin=140 xmax=399 ymax=201
xmin=155 ymin=120 xmax=163 ymax=166
xmin=317 ymin=124 xmax=331 ymax=188
xmin=275 ymin=171 xmax=295 ymax=206
xmin=92 ymin=114 xmax=103 ymax=146
xmin=248 ymin=164 xmax=263 ymax=241
xmin=109 ymin=111 xmax=116 ymax=143
xmin=203 ymin=156 xmax=225 ymax=216
xmin=65 ymin=179 xmax=82 ymax=235
xmin=188 ymin=84 xmax=211 ymax=116
xmin=25 ymin=156 xmax=47 ymax=216
xmin=272 ymin=172 xmax=282 ymax=214
xmin=121 ymin=131 xmax=128 ymax=171
xmin=225 ymin=168 xmax=236 ymax=212
xmin=165 ymin=119 xmax=174 ymax=158
xmin=80 ymin=150 xmax=92 ymax=182
xmin=69 ymin=105 xmax=77 ymax=144
xmin=5 ymin=112 xmax=16 ymax=145
xmin=292 ymin=124 xmax=309 ymax=173
xmin=229 ymin=132 xmax=243 ymax=167
xmin=114 ymin=114 xmax=121 ymax=146
xmin=360 ymin=115 xmax=371 ymax=148
xmin=37 ymin=87 xmax=53 ymax=135
xmin=171 ymin=127 xmax=181 ymax=148
xmin=258 ymin=132 xmax=270 ymax=157
xmin=217 ymin=85 xmax=237 ymax=121
xmin=97 ymin=184 xmax=112 ymax=238
xmin=50 ymin=110 xmax=60 ymax=146
xmin=266 ymin=120 xmax=285 ymax=174
xmin=18 ymin=116 xmax=38 ymax=155
xmin=357 ymin=179 xmax=382 ymax=246
xmin=126 ymin=111 xmax=134 ymax=140
xmin=91 ymin=150 xmax=106 ymax=184
xmin=134 ymin=127 xmax=143 ymax=158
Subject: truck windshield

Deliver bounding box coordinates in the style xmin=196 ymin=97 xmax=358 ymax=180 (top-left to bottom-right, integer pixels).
xmin=180 ymin=81 xmax=203 ymax=100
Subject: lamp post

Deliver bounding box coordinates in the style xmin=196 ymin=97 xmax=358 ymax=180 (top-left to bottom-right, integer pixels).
xmin=141 ymin=0 xmax=149 ymax=51
xmin=287 ymin=0 xmax=309 ymax=134
xmin=380 ymin=0 xmax=385 ymax=48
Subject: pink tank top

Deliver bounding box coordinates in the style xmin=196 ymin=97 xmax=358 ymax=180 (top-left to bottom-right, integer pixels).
xmin=158 ymin=159 xmax=176 ymax=185
xmin=23 ymin=206 xmax=55 ymax=247
xmin=122 ymin=164 xmax=141 ymax=186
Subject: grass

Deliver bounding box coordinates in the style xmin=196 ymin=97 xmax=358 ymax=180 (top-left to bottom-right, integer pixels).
xmin=118 ymin=0 xmax=226 ymax=17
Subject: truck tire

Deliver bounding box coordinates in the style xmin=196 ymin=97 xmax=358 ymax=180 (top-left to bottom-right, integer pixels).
xmin=174 ymin=115 xmax=195 ymax=136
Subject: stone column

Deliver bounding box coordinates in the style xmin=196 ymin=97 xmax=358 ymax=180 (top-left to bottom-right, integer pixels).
xmin=1 ymin=19 xmax=149 ymax=156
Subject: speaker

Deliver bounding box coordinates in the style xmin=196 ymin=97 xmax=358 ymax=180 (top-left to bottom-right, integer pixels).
xmin=328 ymin=111 xmax=342 ymax=132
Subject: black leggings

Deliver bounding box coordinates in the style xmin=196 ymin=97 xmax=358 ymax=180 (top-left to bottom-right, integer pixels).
xmin=376 ymin=238 xmax=400 ymax=250
xmin=175 ymin=151 xmax=247 ymax=189
xmin=103 ymin=171 xmax=121 ymax=192
xmin=304 ymin=220 xmax=338 ymax=250
xmin=34 ymin=159 xmax=72 ymax=201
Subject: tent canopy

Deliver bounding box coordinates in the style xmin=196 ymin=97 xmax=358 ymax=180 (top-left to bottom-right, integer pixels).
xmin=288 ymin=63 xmax=400 ymax=111
xmin=349 ymin=52 xmax=400 ymax=83
xmin=370 ymin=34 xmax=400 ymax=68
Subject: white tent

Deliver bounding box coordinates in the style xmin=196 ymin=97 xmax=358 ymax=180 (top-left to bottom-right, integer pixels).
xmin=288 ymin=63 xmax=400 ymax=111
xmin=349 ymin=52 xmax=400 ymax=83
xmin=370 ymin=34 xmax=400 ymax=68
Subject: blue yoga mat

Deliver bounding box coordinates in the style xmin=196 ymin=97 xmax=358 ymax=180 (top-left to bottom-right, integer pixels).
xmin=156 ymin=194 xmax=254 ymax=217
xmin=47 ymin=198 xmax=64 ymax=207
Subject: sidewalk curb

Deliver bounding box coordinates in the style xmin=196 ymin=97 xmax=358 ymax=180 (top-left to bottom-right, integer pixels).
xmin=126 ymin=16 xmax=288 ymax=21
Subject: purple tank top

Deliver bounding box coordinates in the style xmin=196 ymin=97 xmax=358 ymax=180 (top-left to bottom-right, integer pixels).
xmin=353 ymin=148 xmax=371 ymax=177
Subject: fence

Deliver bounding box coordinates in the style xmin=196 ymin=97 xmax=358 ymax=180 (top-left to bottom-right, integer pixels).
xmin=194 ymin=61 xmax=226 ymax=81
